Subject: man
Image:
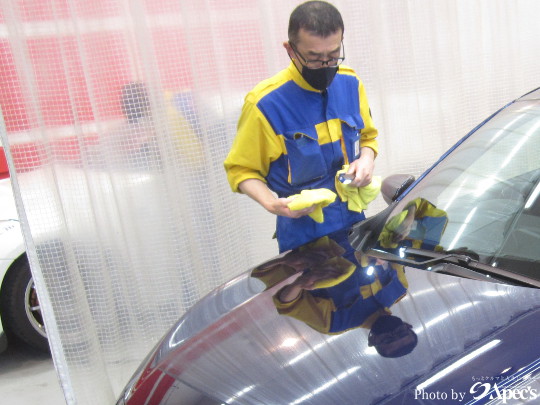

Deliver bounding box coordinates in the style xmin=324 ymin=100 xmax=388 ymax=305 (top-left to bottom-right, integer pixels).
xmin=224 ymin=1 xmax=378 ymax=252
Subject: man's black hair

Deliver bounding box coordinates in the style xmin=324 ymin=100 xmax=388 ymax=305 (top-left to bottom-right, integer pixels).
xmin=121 ymin=82 xmax=151 ymax=124
xmin=370 ymin=316 xmax=418 ymax=358
xmin=288 ymin=1 xmax=344 ymax=44
xmin=376 ymin=333 xmax=418 ymax=358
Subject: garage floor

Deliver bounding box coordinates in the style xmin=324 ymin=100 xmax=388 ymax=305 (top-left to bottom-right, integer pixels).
xmin=0 ymin=341 xmax=65 ymax=404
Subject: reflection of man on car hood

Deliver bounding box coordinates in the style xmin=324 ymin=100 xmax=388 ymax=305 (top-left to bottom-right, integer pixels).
xmin=272 ymin=236 xmax=417 ymax=357
xmin=251 ymin=236 xmax=347 ymax=289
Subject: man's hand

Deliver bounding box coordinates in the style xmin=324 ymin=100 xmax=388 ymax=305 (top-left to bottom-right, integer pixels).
xmin=346 ymin=147 xmax=375 ymax=187
xmin=277 ymin=266 xmax=344 ymax=303
xmin=268 ymin=197 xmax=316 ymax=218
xmin=238 ymin=178 xmax=316 ymax=218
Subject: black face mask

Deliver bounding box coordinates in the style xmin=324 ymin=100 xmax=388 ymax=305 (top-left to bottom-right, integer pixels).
xmin=301 ymin=65 xmax=338 ymax=91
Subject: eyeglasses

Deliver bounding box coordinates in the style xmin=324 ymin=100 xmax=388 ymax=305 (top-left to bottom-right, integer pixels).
xmin=289 ymin=41 xmax=345 ymax=69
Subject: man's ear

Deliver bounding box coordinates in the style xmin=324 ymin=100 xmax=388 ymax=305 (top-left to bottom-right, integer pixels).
xmin=283 ymin=41 xmax=295 ymax=59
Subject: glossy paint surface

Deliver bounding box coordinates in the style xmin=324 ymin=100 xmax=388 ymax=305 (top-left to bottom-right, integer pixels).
xmin=119 ymin=253 xmax=540 ymax=404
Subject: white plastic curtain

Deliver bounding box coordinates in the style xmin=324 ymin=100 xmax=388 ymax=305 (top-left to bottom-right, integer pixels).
xmin=0 ymin=0 xmax=539 ymax=403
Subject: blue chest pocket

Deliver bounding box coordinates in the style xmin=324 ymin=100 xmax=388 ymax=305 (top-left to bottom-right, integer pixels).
xmin=284 ymin=127 xmax=327 ymax=187
xmin=341 ymin=115 xmax=364 ymax=162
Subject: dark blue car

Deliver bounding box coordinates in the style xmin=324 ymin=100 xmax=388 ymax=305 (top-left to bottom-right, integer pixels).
xmin=117 ymin=88 xmax=540 ymax=405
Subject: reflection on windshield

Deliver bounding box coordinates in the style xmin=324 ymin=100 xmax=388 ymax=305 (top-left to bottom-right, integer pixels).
xmin=371 ymin=100 xmax=540 ymax=282
xmin=377 ymin=198 xmax=448 ymax=251
xmin=252 ymin=230 xmax=418 ymax=358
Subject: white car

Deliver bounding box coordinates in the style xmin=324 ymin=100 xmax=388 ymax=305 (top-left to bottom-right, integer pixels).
xmin=0 ymin=177 xmax=48 ymax=352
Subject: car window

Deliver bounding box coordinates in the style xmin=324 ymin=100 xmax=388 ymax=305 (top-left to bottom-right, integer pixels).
xmin=377 ymin=99 xmax=540 ymax=280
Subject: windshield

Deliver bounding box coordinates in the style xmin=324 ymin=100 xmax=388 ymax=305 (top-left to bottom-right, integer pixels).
xmin=372 ymin=97 xmax=540 ymax=282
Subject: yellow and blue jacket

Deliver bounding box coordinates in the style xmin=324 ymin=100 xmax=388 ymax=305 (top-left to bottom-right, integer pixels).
xmin=224 ymin=62 xmax=379 ymax=252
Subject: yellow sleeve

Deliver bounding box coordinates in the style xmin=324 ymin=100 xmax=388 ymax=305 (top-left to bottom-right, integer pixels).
xmin=165 ymin=92 xmax=203 ymax=167
xmin=358 ymin=80 xmax=379 ymax=157
xmin=273 ymin=289 xmax=336 ymax=334
xmin=224 ymin=95 xmax=284 ymax=193
xmin=411 ymin=198 xmax=448 ymax=219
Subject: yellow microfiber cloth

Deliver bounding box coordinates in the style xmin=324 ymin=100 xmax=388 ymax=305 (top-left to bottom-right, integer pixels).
xmin=287 ymin=188 xmax=337 ymax=223
xmin=335 ymin=165 xmax=381 ymax=213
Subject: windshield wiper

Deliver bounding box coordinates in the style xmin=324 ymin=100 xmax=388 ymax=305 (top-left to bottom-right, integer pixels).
xmin=366 ymin=246 xmax=540 ymax=288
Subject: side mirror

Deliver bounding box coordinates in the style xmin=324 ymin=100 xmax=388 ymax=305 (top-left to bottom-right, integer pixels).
xmin=381 ymin=174 xmax=415 ymax=205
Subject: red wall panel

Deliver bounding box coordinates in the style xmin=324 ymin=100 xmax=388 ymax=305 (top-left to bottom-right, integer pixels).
xmin=78 ymin=32 xmax=132 ymax=120
xmin=151 ymin=28 xmax=193 ymax=91
xmin=0 ymin=41 xmax=31 ymax=132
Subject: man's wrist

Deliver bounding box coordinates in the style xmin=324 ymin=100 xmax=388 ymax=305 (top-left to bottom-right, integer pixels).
xmin=262 ymin=198 xmax=280 ymax=215
xmin=360 ymin=146 xmax=375 ymax=161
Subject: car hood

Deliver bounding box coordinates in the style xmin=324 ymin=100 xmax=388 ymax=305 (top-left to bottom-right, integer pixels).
xmin=118 ymin=239 xmax=540 ymax=405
